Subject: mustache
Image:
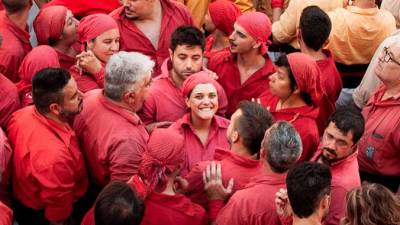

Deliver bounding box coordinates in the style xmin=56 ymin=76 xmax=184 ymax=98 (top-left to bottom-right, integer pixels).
xmin=323 ymin=147 xmax=337 ymax=156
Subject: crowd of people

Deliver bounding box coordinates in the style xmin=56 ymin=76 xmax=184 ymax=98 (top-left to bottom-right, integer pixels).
xmin=0 ymin=0 xmax=399 ymax=225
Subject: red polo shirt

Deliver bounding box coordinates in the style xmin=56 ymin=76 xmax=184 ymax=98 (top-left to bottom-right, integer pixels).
xmin=44 ymin=0 xmax=120 ymax=18
xmin=185 ymin=148 xmax=263 ymax=208
xmin=169 ymin=113 xmax=230 ymax=176
xmin=214 ymin=172 xmax=287 ymax=225
xmin=0 ymin=74 xmax=20 ymax=129
xmin=208 ymin=50 xmax=275 ymax=117
xmin=69 ymin=65 xmax=105 ymax=93
xmin=0 ymin=11 xmax=32 ymax=82
xmin=0 ymin=129 xmax=12 ymax=206
xmin=0 ymin=201 xmax=12 ymax=225
xmin=110 ymin=0 xmax=194 ymax=76
xmin=8 ymin=106 xmax=88 ymax=222
xmin=73 ymin=89 xmax=149 ymax=188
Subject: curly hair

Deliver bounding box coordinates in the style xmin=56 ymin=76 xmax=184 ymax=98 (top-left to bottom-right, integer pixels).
xmin=341 ymin=182 xmax=400 ymax=225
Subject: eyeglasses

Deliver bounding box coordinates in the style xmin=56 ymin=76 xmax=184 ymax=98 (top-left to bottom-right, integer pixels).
xmin=380 ymin=47 xmax=400 ymax=66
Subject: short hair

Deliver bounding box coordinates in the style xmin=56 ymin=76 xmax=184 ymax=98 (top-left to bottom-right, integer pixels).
xmin=170 ymin=25 xmax=205 ymax=52
xmin=299 ymin=6 xmax=332 ymax=51
xmin=95 ymin=181 xmax=145 ymax=225
xmin=328 ymin=107 xmax=365 ymax=144
xmin=32 ymin=68 xmax=71 ymax=114
xmin=287 ymin=162 xmax=332 ymax=218
xmin=105 ymin=51 xmax=154 ymax=101
xmin=264 ymin=121 xmax=302 ymax=173
xmin=2 ymin=0 xmax=30 ymax=14
xmin=235 ymin=101 xmax=274 ymax=155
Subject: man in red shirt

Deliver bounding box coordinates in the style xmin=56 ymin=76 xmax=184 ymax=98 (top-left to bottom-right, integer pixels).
xmin=110 ymin=0 xmax=194 ymax=76
xmin=73 ymin=51 xmax=153 ymax=190
xmin=205 ymin=121 xmax=302 ymax=225
xmin=208 ymin=12 xmax=275 ymax=117
xmin=0 ymin=0 xmax=32 ymax=82
xmin=7 ymin=68 xmax=88 ymax=225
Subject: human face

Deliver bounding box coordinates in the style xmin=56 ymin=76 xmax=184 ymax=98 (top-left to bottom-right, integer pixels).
xmin=321 ymin=122 xmax=355 ymax=163
xmin=229 ymin=23 xmax=257 ymax=54
xmin=226 ymin=109 xmax=242 ymax=144
xmin=204 ymin=10 xmax=216 ymax=33
xmin=130 ymin=73 xmax=152 ymax=112
xmin=170 ymin=44 xmax=203 ymax=84
xmin=60 ymin=78 xmax=83 ymax=120
xmin=186 ymin=83 xmax=218 ymax=121
xmin=268 ymin=66 xmax=293 ymax=100
xmin=122 ymin=0 xmax=153 ymax=20
xmin=88 ymin=28 xmax=120 ymax=63
xmin=375 ymin=44 xmax=400 ymax=86
xmin=61 ymin=10 xmax=79 ymax=45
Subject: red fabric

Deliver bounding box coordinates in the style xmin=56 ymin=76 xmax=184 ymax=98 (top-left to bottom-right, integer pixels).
xmin=208 ymin=50 xmax=275 ymax=117
xmin=271 ymin=0 xmax=284 ymax=8
xmin=16 ymin=45 xmax=60 ymax=107
xmin=311 ymin=150 xmax=360 ymax=225
xmin=0 ymin=2 xmax=3 ymax=10
xmin=110 ymin=0 xmax=194 ymax=76
xmin=204 ymin=36 xmax=230 ymax=59
xmin=0 ymin=201 xmax=12 ymax=225
xmin=0 ymin=11 xmax=32 ymax=82
xmin=358 ymin=85 xmax=400 ymax=177
xmin=138 ymin=59 xmax=228 ymax=124
xmin=0 ymin=74 xmax=20 ymax=129
xmin=207 ymin=200 xmax=224 ymax=221
xmin=73 ymin=89 xmax=149 ymax=188
xmin=69 ymin=65 xmax=105 ymax=93
xmin=185 ymin=148 xmax=263 ymax=208
xmin=0 ymin=129 xmax=12 ymax=206
xmin=214 ymin=173 xmax=287 ymax=225
xmin=80 ymin=207 xmax=94 ymax=225
xmin=169 ymin=113 xmax=230 ymax=176
xmin=57 ymin=50 xmax=76 ymax=71
xmin=236 ymin=12 xmax=271 ymax=55
xmin=208 ymin=0 xmax=241 ymax=36
xmin=8 ymin=106 xmax=88 ymax=222
xmin=33 ymin=5 xmax=67 ymax=45
xmin=44 ymin=0 xmax=121 ymax=18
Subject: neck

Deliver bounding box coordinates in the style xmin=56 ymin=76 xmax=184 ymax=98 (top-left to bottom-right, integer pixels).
xmin=7 ymin=9 xmax=29 ymax=30
xmin=300 ymin=45 xmax=327 ymax=61
xmin=43 ymin=112 xmax=67 ymax=127
xmin=262 ymin=159 xmax=277 ymax=175
xmin=237 ymin=50 xmax=265 ymax=68
xmin=170 ymin=69 xmax=184 ymax=88
xmin=231 ymin=143 xmax=254 ymax=159
xmin=190 ymin=113 xmax=212 ymax=131
xmin=53 ymin=42 xmax=76 ymax=57
xmin=104 ymin=95 xmax=136 ymax=113
xmin=211 ymin=30 xmax=230 ymax=51
xmin=146 ymin=0 xmax=162 ymax=20
xmin=382 ymin=84 xmax=400 ymax=100
xmin=161 ymin=176 xmax=176 ymax=196
xmin=277 ymin=94 xmax=306 ymax=110
xmin=353 ymin=0 xmax=376 ymax=9
xmin=293 ymin=215 xmax=323 ymax=225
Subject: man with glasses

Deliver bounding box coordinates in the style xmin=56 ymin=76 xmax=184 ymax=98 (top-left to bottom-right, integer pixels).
xmin=357 ymin=42 xmax=400 ymax=193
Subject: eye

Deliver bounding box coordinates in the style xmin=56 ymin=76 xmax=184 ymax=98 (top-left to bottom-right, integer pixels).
xmin=194 ymin=95 xmax=203 ymax=100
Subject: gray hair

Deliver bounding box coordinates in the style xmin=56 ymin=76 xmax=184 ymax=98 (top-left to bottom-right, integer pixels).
xmin=104 ymin=51 xmax=154 ymax=101
xmin=264 ymin=121 xmax=303 ymax=173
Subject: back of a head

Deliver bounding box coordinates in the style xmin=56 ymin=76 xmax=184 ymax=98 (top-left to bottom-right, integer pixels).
xmin=2 ymin=0 xmax=29 ymax=14
xmin=300 ymin=6 xmax=332 ymax=52
xmin=328 ymin=107 xmax=365 ymax=144
xmin=95 ymin=181 xmax=145 ymax=225
xmin=264 ymin=121 xmax=302 ymax=173
xmin=287 ymin=162 xmax=332 ymax=218
xmin=170 ymin=25 xmax=205 ymax=52
xmin=32 ymin=68 xmax=70 ymax=114
xmin=236 ymin=101 xmax=274 ymax=155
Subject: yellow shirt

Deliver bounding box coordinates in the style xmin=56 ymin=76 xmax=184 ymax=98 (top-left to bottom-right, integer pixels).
xmin=176 ymin=0 xmax=211 ymax=27
xmin=328 ymin=6 xmax=396 ymax=65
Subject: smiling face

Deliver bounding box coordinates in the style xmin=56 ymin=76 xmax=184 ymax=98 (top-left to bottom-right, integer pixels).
xmin=87 ymin=28 xmax=120 ymax=63
xmin=228 ymin=23 xmax=258 ymax=54
xmin=186 ymin=83 xmax=218 ymax=121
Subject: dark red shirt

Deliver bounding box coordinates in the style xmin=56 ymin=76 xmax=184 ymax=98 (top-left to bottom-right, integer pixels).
xmin=0 ymin=129 xmax=12 ymax=206
xmin=69 ymin=65 xmax=104 ymax=93
xmin=0 ymin=74 xmax=20 ymax=129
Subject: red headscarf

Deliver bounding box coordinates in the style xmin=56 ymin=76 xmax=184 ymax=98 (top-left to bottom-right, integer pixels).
xmin=139 ymin=128 xmax=185 ymax=193
xmin=181 ymin=71 xmax=221 ymax=98
xmin=236 ymin=12 xmax=272 ymax=55
xmin=208 ymin=0 xmax=241 ymax=36
xmin=78 ymin=13 xmax=119 ymax=51
xmin=287 ymin=53 xmax=323 ymax=106
xmin=33 ymin=6 xmax=68 ymax=45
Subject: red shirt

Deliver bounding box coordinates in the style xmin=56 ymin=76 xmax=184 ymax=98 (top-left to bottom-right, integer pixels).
xmin=73 ymin=89 xmax=149 ymax=188
xmin=358 ymin=85 xmax=400 ymax=176
xmin=110 ymin=0 xmax=194 ymax=76
xmin=204 ymin=36 xmax=229 ymax=59
xmin=311 ymin=150 xmax=361 ymax=225
xmin=0 ymin=129 xmax=12 ymax=206
xmin=138 ymin=59 xmax=228 ymax=124
xmin=44 ymin=0 xmax=120 ymax=18
xmin=57 ymin=50 xmax=76 ymax=71
xmin=0 ymin=74 xmax=20 ymax=129
xmin=169 ymin=113 xmax=230 ymax=175
xmin=8 ymin=106 xmax=88 ymax=222
xmin=0 ymin=201 xmax=12 ymax=225
xmin=69 ymin=66 xmax=105 ymax=93
xmin=185 ymin=148 xmax=263 ymax=208
xmin=208 ymin=51 xmax=275 ymax=117
xmin=215 ymin=172 xmax=287 ymax=225
xmin=0 ymin=11 xmax=32 ymax=82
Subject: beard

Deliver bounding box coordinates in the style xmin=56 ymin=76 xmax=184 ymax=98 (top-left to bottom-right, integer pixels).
xmin=60 ymin=101 xmax=83 ymax=121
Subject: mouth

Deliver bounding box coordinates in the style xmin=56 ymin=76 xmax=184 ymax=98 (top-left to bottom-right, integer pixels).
xmin=199 ymin=107 xmax=214 ymax=112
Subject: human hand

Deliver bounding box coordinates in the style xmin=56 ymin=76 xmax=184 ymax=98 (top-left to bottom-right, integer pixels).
xmin=145 ymin=121 xmax=173 ymax=133
xmin=203 ymin=67 xmax=219 ymax=80
xmin=203 ymin=162 xmax=234 ymax=201
xmin=174 ymin=176 xmax=189 ymax=194
xmin=275 ymin=188 xmax=292 ymax=217
xmin=76 ymin=50 xmax=102 ymax=75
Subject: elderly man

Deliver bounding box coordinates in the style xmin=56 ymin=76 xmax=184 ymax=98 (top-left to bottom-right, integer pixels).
xmin=357 ymin=42 xmax=400 ymax=193
xmin=8 ymin=68 xmax=87 ymax=225
xmin=73 ymin=51 xmax=153 ymax=190
xmin=110 ymin=0 xmax=194 ymax=76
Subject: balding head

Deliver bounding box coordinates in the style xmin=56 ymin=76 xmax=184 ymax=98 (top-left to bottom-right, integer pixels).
xmin=2 ymin=0 xmax=30 ymax=14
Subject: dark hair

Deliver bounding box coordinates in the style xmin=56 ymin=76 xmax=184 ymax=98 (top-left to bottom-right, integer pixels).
xmin=300 ymin=6 xmax=332 ymax=51
xmin=235 ymin=101 xmax=274 ymax=155
xmin=2 ymin=0 xmax=30 ymax=14
xmin=328 ymin=107 xmax=365 ymax=144
xmin=275 ymin=55 xmax=313 ymax=105
xmin=170 ymin=25 xmax=205 ymax=52
xmin=32 ymin=68 xmax=71 ymax=114
xmin=95 ymin=181 xmax=145 ymax=225
xmin=287 ymin=162 xmax=332 ymax=218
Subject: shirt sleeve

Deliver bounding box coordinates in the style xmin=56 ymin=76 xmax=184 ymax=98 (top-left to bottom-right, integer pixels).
xmin=271 ymin=0 xmax=298 ymax=43
xmin=324 ymin=186 xmax=348 ymax=225
xmin=91 ymin=66 xmax=105 ymax=88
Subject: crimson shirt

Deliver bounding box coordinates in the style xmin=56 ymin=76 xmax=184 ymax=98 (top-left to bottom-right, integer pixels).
xmin=44 ymin=0 xmax=120 ymax=18
xmin=0 ymin=129 xmax=12 ymax=205
xmin=0 ymin=201 xmax=12 ymax=225
xmin=73 ymin=89 xmax=149 ymax=188
xmin=69 ymin=66 xmax=105 ymax=93
xmin=0 ymin=74 xmax=20 ymax=129
xmin=110 ymin=0 xmax=194 ymax=76
xmin=8 ymin=106 xmax=88 ymax=222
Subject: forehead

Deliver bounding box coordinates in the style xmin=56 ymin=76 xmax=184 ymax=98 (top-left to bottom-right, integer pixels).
xmin=96 ymin=28 xmax=120 ymax=40
xmin=231 ymin=108 xmax=243 ymax=121
xmin=191 ymin=83 xmax=217 ymax=94
xmin=233 ymin=23 xmax=249 ymax=36
xmin=387 ymin=43 xmax=400 ymax=59
xmin=174 ymin=44 xmax=203 ymax=55
xmin=63 ymin=78 xmax=77 ymax=96
xmin=325 ymin=122 xmax=354 ymax=143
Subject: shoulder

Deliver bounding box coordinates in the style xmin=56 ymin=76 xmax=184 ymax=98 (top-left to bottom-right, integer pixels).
xmin=208 ymin=50 xmax=232 ymax=70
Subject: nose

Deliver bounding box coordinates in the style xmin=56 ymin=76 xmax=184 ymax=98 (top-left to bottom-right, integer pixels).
xmin=110 ymin=41 xmax=119 ymax=52
xmin=185 ymin=59 xmax=193 ymax=70
xmin=269 ymin=72 xmax=277 ymax=81
xmin=229 ymin=31 xmax=236 ymax=41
